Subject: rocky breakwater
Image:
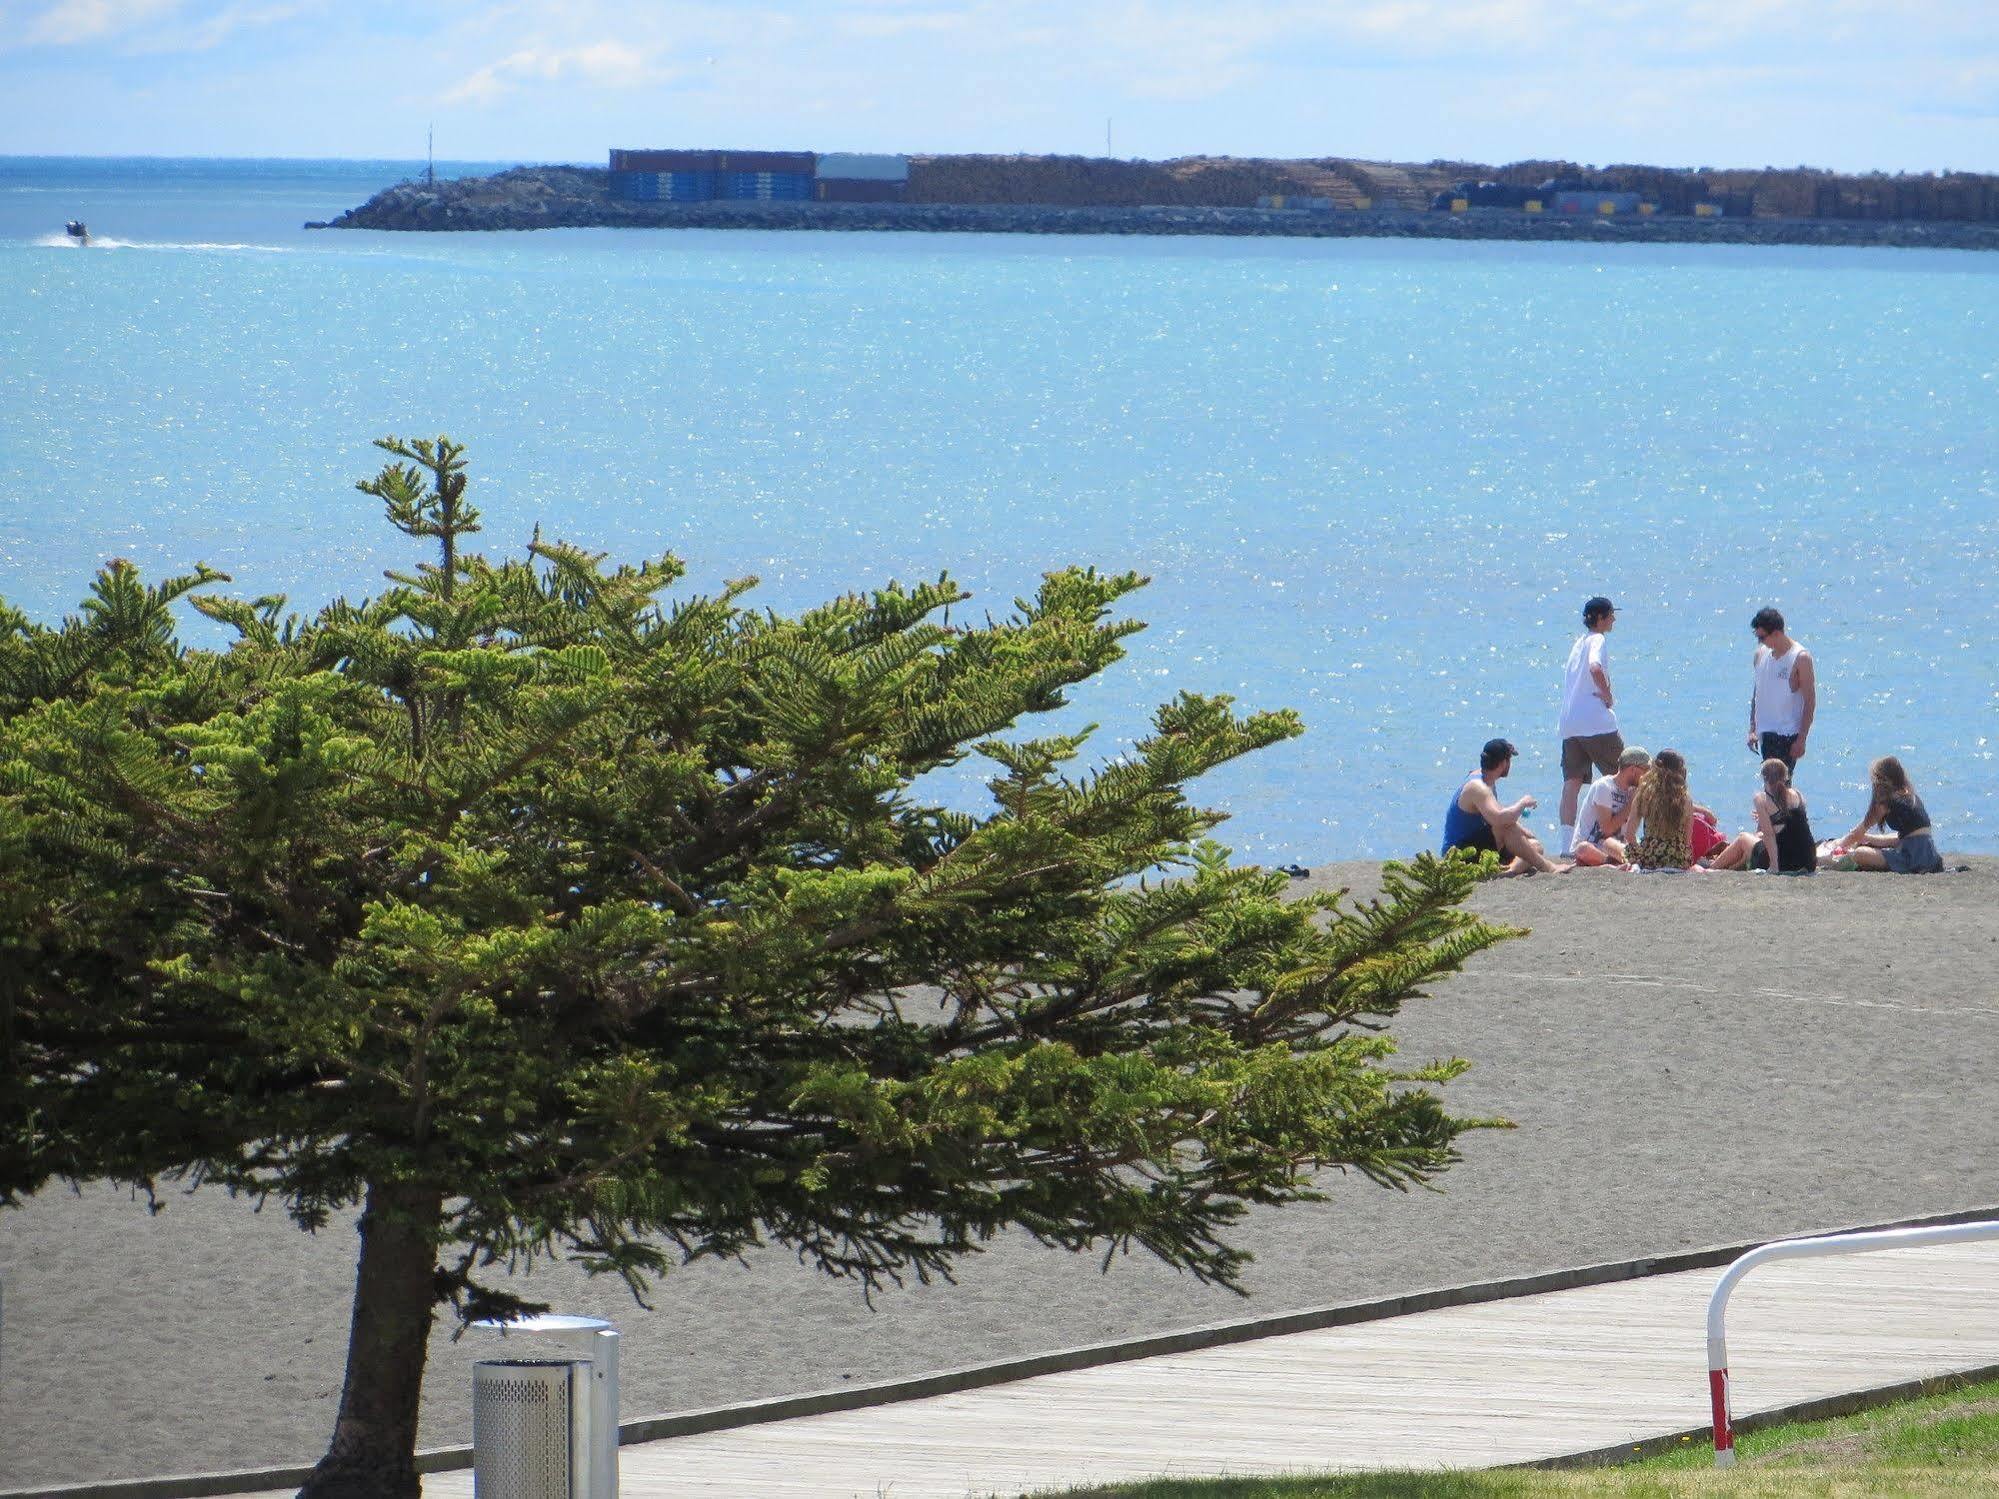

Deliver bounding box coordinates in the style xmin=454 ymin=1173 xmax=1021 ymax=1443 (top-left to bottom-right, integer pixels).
xmin=313 ymin=166 xmax=1999 ymax=251
xmin=310 ymin=165 xmax=621 ymax=230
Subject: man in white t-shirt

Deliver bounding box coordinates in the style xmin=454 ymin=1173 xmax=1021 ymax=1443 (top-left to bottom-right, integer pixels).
xmin=1557 ymin=596 xmax=1625 ymax=848
xmin=1570 ymin=745 xmax=1650 ymax=866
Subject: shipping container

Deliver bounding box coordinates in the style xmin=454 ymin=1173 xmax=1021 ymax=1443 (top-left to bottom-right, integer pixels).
xmin=611 ymin=171 xmax=717 ymax=202
xmin=722 ymin=171 xmax=813 ymax=200
xmin=814 ymin=179 xmax=907 ymax=203
xmin=714 ymin=151 xmax=815 ymax=174
xmin=609 ymin=149 xmax=720 ymax=173
xmin=815 ymin=153 xmax=909 ymax=182
xmin=663 ymin=172 xmax=717 ymax=201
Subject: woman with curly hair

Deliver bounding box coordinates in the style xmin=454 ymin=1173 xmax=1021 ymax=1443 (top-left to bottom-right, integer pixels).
xmin=1836 ymin=756 xmax=1944 ymax=873
xmin=1626 ymin=748 xmax=1698 ymax=870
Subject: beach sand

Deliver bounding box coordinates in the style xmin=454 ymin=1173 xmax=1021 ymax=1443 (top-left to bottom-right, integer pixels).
xmin=4 ymin=859 xmax=1996 ymax=1488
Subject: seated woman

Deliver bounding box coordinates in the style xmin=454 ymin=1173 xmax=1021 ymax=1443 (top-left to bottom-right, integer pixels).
xmin=1625 ymin=749 xmax=1699 ymax=870
xmin=1750 ymin=757 xmax=1817 ymax=873
xmin=1836 ymin=756 xmax=1944 ymax=873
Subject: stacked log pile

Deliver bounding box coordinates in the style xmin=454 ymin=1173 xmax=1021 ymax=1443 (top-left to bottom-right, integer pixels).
xmin=906 ymin=155 xmax=1373 ymax=207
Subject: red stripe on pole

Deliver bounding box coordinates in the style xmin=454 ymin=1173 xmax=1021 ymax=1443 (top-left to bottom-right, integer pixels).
xmin=1710 ymin=1367 xmax=1733 ymax=1452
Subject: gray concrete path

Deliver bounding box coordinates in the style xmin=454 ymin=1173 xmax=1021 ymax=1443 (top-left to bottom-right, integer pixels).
xmin=231 ymin=1238 xmax=1999 ymax=1498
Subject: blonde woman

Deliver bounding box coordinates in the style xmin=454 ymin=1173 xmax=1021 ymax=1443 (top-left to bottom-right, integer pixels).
xmin=1625 ymin=748 xmax=1697 ymax=870
xmin=1837 ymin=756 xmax=1944 ymax=874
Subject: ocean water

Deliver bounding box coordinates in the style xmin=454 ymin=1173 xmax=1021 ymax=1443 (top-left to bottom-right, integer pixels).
xmin=4 ymin=157 xmax=1996 ymax=861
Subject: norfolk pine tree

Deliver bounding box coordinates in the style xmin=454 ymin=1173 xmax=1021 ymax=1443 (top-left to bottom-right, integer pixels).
xmin=0 ymin=438 xmax=1518 ymax=1498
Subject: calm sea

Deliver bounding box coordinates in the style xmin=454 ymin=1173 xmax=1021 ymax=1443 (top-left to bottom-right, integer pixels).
xmin=4 ymin=157 xmax=1995 ymax=861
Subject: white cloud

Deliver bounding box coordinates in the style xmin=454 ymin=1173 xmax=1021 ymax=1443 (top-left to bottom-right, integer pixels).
xmin=131 ymin=0 xmax=312 ymax=51
xmin=836 ymin=8 xmax=966 ymax=40
xmin=444 ymin=39 xmax=657 ymax=106
xmin=5 ymin=0 xmax=309 ymax=50
xmin=18 ymin=0 xmax=179 ymax=46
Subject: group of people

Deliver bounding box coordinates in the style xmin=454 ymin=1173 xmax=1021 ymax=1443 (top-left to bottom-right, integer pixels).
xmin=1439 ymin=597 xmax=1947 ymax=876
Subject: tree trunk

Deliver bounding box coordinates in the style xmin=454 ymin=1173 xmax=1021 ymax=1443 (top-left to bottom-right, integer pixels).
xmin=300 ymin=1178 xmax=445 ymax=1499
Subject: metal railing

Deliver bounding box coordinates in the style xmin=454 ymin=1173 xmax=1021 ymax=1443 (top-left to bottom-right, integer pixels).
xmin=1707 ymin=1219 xmax=1999 ymax=1466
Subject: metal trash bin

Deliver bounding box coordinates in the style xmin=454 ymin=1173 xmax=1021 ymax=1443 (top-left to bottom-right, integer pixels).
xmin=473 ymin=1361 xmax=584 ymax=1498
xmin=471 ymin=1313 xmax=619 ymax=1498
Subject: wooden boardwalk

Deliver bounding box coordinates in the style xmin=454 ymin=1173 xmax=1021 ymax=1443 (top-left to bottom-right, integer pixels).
xmin=304 ymin=1239 xmax=1999 ymax=1498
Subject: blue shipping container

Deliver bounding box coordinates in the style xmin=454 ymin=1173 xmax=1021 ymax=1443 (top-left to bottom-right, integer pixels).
xmin=663 ymin=171 xmax=717 ymax=201
xmin=612 ymin=170 xmax=716 ymax=202
xmin=721 ymin=171 xmax=813 ymax=201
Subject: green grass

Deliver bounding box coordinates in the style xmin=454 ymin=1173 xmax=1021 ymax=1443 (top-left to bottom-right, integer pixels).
xmin=1036 ymin=1371 xmax=1999 ymax=1497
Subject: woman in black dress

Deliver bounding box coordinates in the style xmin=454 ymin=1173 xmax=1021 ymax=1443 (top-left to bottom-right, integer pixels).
xmin=1750 ymin=757 xmax=1817 ymax=872
xmin=1839 ymin=756 xmax=1944 ymax=874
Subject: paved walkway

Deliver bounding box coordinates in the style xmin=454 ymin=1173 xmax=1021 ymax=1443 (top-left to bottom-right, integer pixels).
xmin=249 ymin=1237 xmax=1998 ymax=1499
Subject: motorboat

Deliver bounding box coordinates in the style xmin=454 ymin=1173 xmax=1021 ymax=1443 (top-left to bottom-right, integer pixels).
xmin=65 ymin=220 xmax=89 ymax=244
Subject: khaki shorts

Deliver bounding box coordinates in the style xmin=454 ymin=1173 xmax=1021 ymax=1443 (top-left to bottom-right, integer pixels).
xmin=1562 ymin=731 xmax=1625 ymax=781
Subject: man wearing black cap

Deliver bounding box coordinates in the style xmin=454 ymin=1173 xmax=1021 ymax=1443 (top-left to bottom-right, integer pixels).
xmin=1440 ymin=737 xmax=1567 ymax=875
xmin=1557 ymin=596 xmax=1624 ymax=849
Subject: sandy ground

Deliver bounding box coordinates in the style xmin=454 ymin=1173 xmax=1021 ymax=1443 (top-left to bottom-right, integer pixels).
xmin=3 ymin=859 xmax=1996 ymax=1489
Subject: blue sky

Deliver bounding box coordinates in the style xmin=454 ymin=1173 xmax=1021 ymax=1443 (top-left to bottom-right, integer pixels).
xmin=2 ymin=1 xmax=1994 ymax=171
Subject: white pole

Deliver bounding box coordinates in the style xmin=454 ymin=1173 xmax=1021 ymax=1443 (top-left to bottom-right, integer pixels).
xmin=1707 ymin=1219 xmax=1999 ymax=1467
xmin=590 ymin=1324 xmax=621 ymax=1498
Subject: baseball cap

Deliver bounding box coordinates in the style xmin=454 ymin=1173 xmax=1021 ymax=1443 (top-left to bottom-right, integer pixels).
xmin=1584 ymin=595 xmax=1616 ymax=621
xmin=1618 ymin=746 xmax=1652 ymax=769
xmin=1481 ymin=737 xmax=1519 ymax=769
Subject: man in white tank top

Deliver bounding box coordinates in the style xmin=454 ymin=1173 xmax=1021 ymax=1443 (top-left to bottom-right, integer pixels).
xmin=1746 ymin=606 xmax=1815 ymax=771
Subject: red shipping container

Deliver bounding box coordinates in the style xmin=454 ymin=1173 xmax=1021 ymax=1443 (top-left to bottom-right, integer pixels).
xmin=609 ymin=149 xmax=720 ymax=172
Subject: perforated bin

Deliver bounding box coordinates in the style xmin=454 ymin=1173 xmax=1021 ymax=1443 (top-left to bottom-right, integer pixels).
xmin=473 ymin=1361 xmax=585 ymax=1498
xmin=471 ymin=1314 xmax=620 ymax=1498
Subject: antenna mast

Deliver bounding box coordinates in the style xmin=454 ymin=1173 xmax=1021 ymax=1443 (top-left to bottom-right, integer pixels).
xmin=427 ymin=124 xmax=435 ymax=186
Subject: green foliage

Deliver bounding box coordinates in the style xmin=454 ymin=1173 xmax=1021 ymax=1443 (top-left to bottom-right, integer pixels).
xmin=0 ymin=439 xmax=1517 ymax=1466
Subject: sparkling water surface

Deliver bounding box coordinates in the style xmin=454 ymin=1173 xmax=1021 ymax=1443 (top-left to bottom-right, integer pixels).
xmin=4 ymin=158 xmax=1996 ymax=860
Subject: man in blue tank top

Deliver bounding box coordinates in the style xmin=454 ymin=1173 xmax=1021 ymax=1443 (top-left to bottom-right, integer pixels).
xmin=1441 ymin=738 xmax=1568 ymax=875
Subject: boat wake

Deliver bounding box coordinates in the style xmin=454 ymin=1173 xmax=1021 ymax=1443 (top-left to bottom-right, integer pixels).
xmin=31 ymin=233 xmax=297 ymax=252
